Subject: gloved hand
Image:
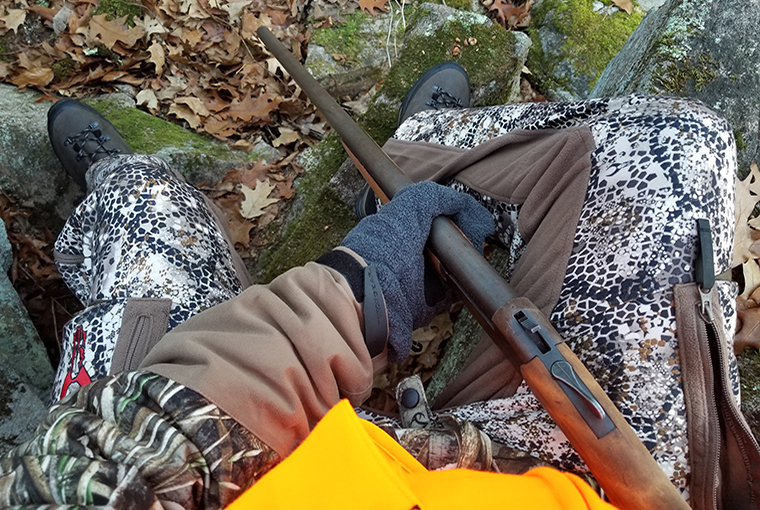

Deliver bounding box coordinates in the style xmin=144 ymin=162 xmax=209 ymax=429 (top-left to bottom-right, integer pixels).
xmin=340 ymin=181 xmax=494 ymax=362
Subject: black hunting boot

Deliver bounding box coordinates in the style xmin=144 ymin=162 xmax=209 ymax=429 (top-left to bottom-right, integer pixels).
xmin=48 ymin=99 xmax=133 ymax=191
xmin=355 ymin=61 xmax=471 ymax=219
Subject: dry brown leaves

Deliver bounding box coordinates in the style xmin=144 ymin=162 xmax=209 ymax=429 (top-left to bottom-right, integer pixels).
xmin=734 ymin=162 xmax=760 ymax=351
xmin=0 ymin=192 xmax=82 ymax=367
xmin=365 ymin=312 xmax=454 ymax=413
xmin=485 ymin=0 xmax=533 ymax=30
xmin=0 ymin=0 xmax=326 ymax=149
xmin=204 ymin=156 xmax=301 ymax=253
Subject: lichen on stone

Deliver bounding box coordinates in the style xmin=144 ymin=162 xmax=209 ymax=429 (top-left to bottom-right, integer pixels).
xmin=645 ymin=1 xmax=719 ymax=95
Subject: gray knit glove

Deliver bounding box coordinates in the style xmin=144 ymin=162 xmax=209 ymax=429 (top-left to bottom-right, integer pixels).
xmin=340 ymin=181 xmax=494 ymax=362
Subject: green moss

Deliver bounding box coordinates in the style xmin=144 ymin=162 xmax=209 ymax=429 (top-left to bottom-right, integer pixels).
xmin=257 ymin=133 xmax=357 ymax=282
xmin=93 ymin=0 xmax=142 ymax=23
xmin=652 ymin=52 xmax=718 ymax=94
xmin=527 ymin=25 xmax=568 ymax=91
xmin=735 ymin=129 xmax=747 ymax=151
xmin=86 ymin=100 xmax=244 ymax=161
xmin=52 ymin=59 xmax=76 ymax=81
xmin=359 ymin=103 xmax=399 ymax=151
xmin=311 ymin=12 xmax=370 ymax=61
xmin=361 ymin=18 xmax=519 ymax=145
xmin=527 ymin=0 xmax=642 ymax=92
xmin=441 ymin=0 xmax=473 ymax=11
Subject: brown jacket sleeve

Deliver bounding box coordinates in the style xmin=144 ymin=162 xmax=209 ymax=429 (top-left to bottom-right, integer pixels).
xmin=140 ymin=262 xmax=374 ymax=458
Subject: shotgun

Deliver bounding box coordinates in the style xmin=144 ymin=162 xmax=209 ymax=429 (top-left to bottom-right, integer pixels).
xmin=257 ymin=26 xmax=690 ymax=510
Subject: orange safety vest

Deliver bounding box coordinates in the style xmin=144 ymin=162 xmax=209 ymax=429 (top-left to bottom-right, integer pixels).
xmin=228 ymin=400 xmax=618 ymax=509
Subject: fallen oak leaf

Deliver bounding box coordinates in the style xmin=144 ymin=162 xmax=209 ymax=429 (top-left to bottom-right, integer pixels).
xmin=175 ymin=96 xmax=211 ymax=117
xmin=221 ymin=0 xmax=248 ymax=23
xmin=136 ymin=88 xmax=159 ymax=109
xmin=214 ymin=194 xmax=255 ymax=248
xmin=0 ymin=62 xmax=12 ymax=80
xmin=358 ymin=0 xmax=388 ymax=15
xmin=201 ymin=89 xmax=230 ymax=113
xmin=611 ymin=0 xmax=633 ymax=14
xmin=133 ymin=15 xmax=168 ymax=36
xmin=274 ymin=174 xmax=295 ymax=199
xmin=488 ymin=0 xmax=533 ymax=29
xmin=272 ymin=128 xmax=300 ymax=147
xmin=168 ymin=103 xmax=202 ymax=129
xmin=28 ymin=6 xmax=56 ymax=22
xmin=203 ymin=115 xmax=241 ymax=140
xmin=231 ymin=139 xmax=254 ymax=152
xmin=147 ymin=41 xmax=166 ymax=75
xmin=239 ymin=179 xmax=278 ymax=219
xmin=742 ymin=258 xmax=760 ymax=300
xmin=10 ymin=68 xmax=54 ymax=88
xmin=257 ymin=202 xmax=279 ymax=229
xmin=735 ymin=305 xmax=760 ymax=352
xmin=228 ymin=92 xmax=282 ymax=125
xmin=0 ymin=9 xmax=27 ymax=33
xmin=81 ymin=14 xmax=146 ymax=50
xmin=222 ymin=159 xmax=272 ymax=189
xmin=34 ymin=93 xmax=58 ymax=103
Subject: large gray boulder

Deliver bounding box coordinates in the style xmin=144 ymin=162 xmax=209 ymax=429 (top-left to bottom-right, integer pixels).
xmin=591 ymin=0 xmax=760 ymax=170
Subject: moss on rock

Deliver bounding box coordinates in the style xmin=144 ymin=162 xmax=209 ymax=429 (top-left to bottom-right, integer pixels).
xmin=311 ymin=12 xmax=371 ymax=62
xmin=85 ymin=98 xmax=254 ymax=183
xmin=527 ymin=0 xmax=642 ymax=98
xmin=648 ymin=27 xmax=718 ymax=94
xmin=255 ymin=133 xmax=358 ymax=282
xmin=361 ymin=14 xmax=522 ymax=145
xmin=87 ymin=100 xmax=228 ymax=157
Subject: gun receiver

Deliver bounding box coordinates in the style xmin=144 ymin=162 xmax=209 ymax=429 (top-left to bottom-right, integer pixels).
xmin=257 ymin=26 xmax=690 ymax=510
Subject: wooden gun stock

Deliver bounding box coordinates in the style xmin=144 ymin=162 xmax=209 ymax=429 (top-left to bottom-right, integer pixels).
xmin=257 ymin=26 xmax=690 ymax=510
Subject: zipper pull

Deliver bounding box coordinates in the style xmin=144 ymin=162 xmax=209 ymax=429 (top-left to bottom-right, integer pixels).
xmin=696 ymin=219 xmax=715 ymax=323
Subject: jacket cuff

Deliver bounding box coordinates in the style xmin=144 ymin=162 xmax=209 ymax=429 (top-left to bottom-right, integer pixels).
xmin=317 ymin=248 xmax=388 ymax=357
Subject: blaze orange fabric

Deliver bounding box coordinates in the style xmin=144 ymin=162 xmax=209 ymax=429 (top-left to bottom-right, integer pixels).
xmin=227 ymin=400 xmax=618 ymax=510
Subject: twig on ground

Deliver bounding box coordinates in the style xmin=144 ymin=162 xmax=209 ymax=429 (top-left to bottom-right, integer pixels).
xmin=385 ymin=1 xmax=394 ymax=68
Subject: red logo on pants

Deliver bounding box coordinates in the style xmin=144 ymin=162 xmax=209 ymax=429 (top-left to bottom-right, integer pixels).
xmin=60 ymin=326 xmax=92 ymax=399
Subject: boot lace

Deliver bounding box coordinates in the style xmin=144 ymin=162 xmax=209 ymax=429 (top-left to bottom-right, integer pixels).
xmin=426 ymin=85 xmax=464 ymax=109
xmin=64 ymin=122 xmax=122 ymax=163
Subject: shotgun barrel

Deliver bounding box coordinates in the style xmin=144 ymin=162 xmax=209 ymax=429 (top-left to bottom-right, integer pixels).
xmin=257 ymin=26 xmax=690 ymax=510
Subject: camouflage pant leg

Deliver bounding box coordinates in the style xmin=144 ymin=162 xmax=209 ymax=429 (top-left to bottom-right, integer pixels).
xmin=52 ymin=155 xmax=244 ymax=402
xmin=391 ymin=94 xmax=738 ymax=497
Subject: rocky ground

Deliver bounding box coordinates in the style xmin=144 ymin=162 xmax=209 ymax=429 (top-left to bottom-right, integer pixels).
xmin=1 ymin=0 xmax=759 ymax=452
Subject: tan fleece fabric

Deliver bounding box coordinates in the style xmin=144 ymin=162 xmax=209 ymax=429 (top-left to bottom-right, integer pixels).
xmin=384 ymin=127 xmax=595 ymax=408
xmin=140 ymin=262 xmax=373 ymax=457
